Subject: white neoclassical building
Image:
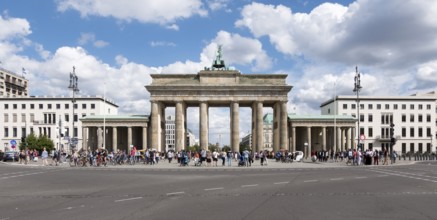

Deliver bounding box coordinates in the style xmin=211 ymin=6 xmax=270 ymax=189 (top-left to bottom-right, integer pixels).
xmin=0 ymin=95 xmax=117 ymax=152
xmin=0 ymin=67 xmax=29 ymax=98
xmin=320 ymin=94 xmax=437 ymax=153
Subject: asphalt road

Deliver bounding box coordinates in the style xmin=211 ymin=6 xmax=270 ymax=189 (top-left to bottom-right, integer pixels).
xmin=1 ymin=161 xmax=437 ymax=220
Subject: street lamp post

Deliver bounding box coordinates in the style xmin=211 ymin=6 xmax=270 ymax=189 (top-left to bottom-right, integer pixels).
xmin=68 ymin=66 xmax=79 ymax=151
xmin=353 ymin=66 xmax=362 ymax=151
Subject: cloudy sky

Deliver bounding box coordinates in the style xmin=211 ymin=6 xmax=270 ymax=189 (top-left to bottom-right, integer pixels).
xmin=1 ymin=0 xmax=437 ymax=146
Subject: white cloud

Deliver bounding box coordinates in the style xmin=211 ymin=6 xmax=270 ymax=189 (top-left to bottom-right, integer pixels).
xmin=236 ymin=1 xmax=437 ymax=69
xmin=0 ymin=13 xmax=31 ymax=41
xmin=57 ymin=0 xmax=208 ymax=26
xmin=201 ymin=31 xmax=272 ymax=71
xmin=150 ymin=41 xmax=176 ymax=47
xmin=207 ymin=0 xmax=231 ymax=11
xmin=78 ymin=33 xmax=108 ymax=48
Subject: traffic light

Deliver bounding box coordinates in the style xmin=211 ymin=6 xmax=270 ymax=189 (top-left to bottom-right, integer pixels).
xmin=390 ymin=123 xmax=395 ymax=138
xmin=391 ymin=137 xmax=396 ymax=145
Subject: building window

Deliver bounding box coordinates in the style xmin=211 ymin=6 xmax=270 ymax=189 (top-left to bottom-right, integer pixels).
xmin=360 ymin=104 xmax=364 ymax=109
xmin=13 ymin=127 xmax=17 ymax=137
xmin=352 ymin=104 xmax=356 ymax=109
xmin=402 ymin=143 xmax=406 ymax=154
xmin=402 ymin=127 xmax=406 ymax=137
xmin=65 ymin=114 xmax=69 ymax=122
xmin=91 ymin=104 xmax=95 ymax=109
xmin=30 ymin=104 xmax=34 ymax=109
xmin=82 ymin=103 xmax=86 ymax=109
xmin=13 ymin=114 xmax=17 ymax=122
xmin=418 ymin=114 xmax=423 ymax=122
xmin=418 ymin=104 xmax=423 ymax=110
xmin=74 ymin=114 xmax=78 ymax=122
xmin=30 ymin=114 xmax=34 ymax=122
xmin=343 ymin=104 xmax=347 ymax=109
xmin=377 ymin=104 xmax=381 ymax=110
xmin=360 ymin=127 xmax=364 ymax=136
xmin=426 ymin=114 xmax=431 ymax=122
xmin=12 ymin=104 xmax=17 ymax=109
xmin=56 ymin=104 xmax=61 ymax=109
xmin=427 ymin=143 xmax=431 ymax=153
xmin=368 ymin=104 xmax=373 ymax=110
xmin=385 ymin=104 xmax=389 ymax=109
xmin=4 ymin=114 xmax=8 ymax=123
xmin=410 ymin=143 xmax=414 ymax=153
xmin=21 ymin=114 xmax=25 ymax=122
xmin=381 ymin=114 xmax=392 ymax=125
xmin=402 ymin=114 xmax=406 ymax=122
xmin=426 ymin=127 xmax=431 ymax=137
xmin=360 ymin=114 xmax=364 ymax=122
xmin=394 ymin=104 xmax=398 ymax=110
xmin=368 ymin=114 xmax=373 ymax=122
xmin=4 ymin=104 xmax=8 ymax=109
xmin=4 ymin=127 xmax=8 ymax=137
xmin=410 ymin=127 xmax=415 ymax=137
xmin=402 ymin=104 xmax=406 ymax=110
xmin=426 ymin=104 xmax=431 ymax=110
xmin=418 ymin=127 xmax=423 ymax=137
xmin=65 ymin=103 xmax=69 ymax=109
xmin=48 ymin=104 xmax=52 ymax=109
xmin=22 ymin=104 xmax=26 ymax=109
xmin=418 ymin=143 xmax=423 ymax=153
xmin=328 ymin=109 xmax=331 ymax=114
xmin=39 ymin=104 xmax=43 ymax=109
xmin=410 ymin=104 xmax=414 ymax=110
xmin=368 ymin=127 xmax=373 ymax=137
xmin=410 ymin=114 xmax=414 ymax=122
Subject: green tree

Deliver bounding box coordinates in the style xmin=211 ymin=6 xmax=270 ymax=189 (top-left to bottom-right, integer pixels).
xmin=222 ymin=145 xmax=231 ymax=152
xmin=19 ymin=133 xmax=54 ymax=153
xmin=239 ymin=142 xmax=250 ymax=152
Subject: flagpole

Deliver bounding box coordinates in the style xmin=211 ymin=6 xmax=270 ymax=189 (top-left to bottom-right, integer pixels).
xmin=103 ymin=81 xmax=106 ymax=150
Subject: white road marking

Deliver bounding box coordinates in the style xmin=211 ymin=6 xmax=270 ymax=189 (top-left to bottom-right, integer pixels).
xmin=304 ymin=180 xmax=318 ymax=183
xmin=114 ymin=197 xmax=143 ymax=202
xmin=166 ymin=192 xmax=185 ymax=196
xmin=274 ymin=182 xmax=289 ymax=185
xmin=204 ymin=187 xmax=224 ymax=191
xmin=355 ymin=176 xmax=368 ymax=179
xmin=330 ymin=178 xmax=344 ymax=181
xmin=241 ymin=184 xmax=258 ymax=188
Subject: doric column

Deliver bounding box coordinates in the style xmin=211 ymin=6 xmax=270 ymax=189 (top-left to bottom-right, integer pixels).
xmin=142 ymin=126 xmax=147 ymax=150
xmin=322 ymin=126 xmax=326 ymax=151
xmin=160 ymin=105 xmax=166 ymax=152
xmin=273 ymin=102 xmax=280 ymax=151
xmin=199 ymin=102 xmax=209 ymax=151
xmin=307 ymin=126 xmax=312 ymax=158
xmin=256 ymin=102 xmax=264 ymax=151
xmin=251 ymin=102 xmax=257 ymax=152
xmin=175 ymin=101 xmax=186 ymax=152
xmin=150 ymin=101 xmax=160 ymax=151
xmin=97 ymin=127 xmax=102 ymax=150
xmin=346 ymin=127 xmax=351 ymax=152
xmin=280 ymin=101 xmax=288 ymax=150
xmin=292 ymin=126 xmax=296 ymax=153
xmin=82 ymin=127 xmax=88 ymax=151
xmin=127 ymin=126 xmax=132 ymax=149
xmin=351 ymin=127 xmax=356 ymax=150
xmin=230 ymin=102 xmax=240 ymax=153
xmin=337 ymin=127 xmax=342 ymax=151
xmin=112 ymin=127 xmax=117 ymax=153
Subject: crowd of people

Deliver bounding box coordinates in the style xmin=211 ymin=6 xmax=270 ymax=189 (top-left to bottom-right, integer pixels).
xmin=310 ymin=148 xmax=398 ymax=165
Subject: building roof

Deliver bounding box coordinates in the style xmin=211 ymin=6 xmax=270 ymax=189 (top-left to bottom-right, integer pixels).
xmin=320 ymin=95 xmax=436 ymax=107
xmin=81 ymin=115 xmax=149 ymax=121
xmin=288 ymin=114 xmax=355 ymax=121
xmin=0 ymin=95 xmax=118 ymax=107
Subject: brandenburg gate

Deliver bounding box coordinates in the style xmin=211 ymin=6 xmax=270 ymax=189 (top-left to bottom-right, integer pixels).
xmin=146 ymin=47 xmax=292 ymax=153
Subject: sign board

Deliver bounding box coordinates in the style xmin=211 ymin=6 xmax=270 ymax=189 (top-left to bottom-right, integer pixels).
xmin=360 ymin=134 xmax=366 ymax=141
xmin=10 ymin=139 xmax=17 ymax=148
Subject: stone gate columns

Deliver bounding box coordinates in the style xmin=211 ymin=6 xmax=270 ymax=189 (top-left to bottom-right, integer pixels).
xmin=251 ymin=103 xmax=257 ymax=152
xmin=82 ymin=127 xmax=88 ymax=150
xmin=150 ymin=101 xmax=160 ymax=150
xmin=127 ymin=126 xmax=132 ymax=149
xmin=230 ymin=102 xmax=240 ymax=153
xmin=337 ymin=127 xmax=341 ymax=151
xmin=346 ymin=127 xmax=351 ymax=151
xmin=112 ymin=127 xmax=117 ymax=153
xmin=97 ymin=127 xmax=102 ymax=149
xmin=292 ymin=126 xmax=296 ymax=152
xmin=175 ymin=101 xmax=186 ymax=152
xmin=273 ymin=103 xmax=280 ymax=151
xmin=256 ymin=102 xmax=264 ymax=152
xmin=280 ymin=101 xmax=288 ymax=150
xmin=142 ymin=126 xmax=148 ymax=150
xmin=199 ymin=102 xmax=209 ymax=151
xmin=307 ymin=126 xmax=312 ymax=156
xmin=322 ymin=126 xmax=326 ymax=151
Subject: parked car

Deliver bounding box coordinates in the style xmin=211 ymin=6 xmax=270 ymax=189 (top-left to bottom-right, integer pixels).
xmin=293 ymin=151 xmax=304 ymax=162
xmin=2 ymin=151 xmax=19 ymax=162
